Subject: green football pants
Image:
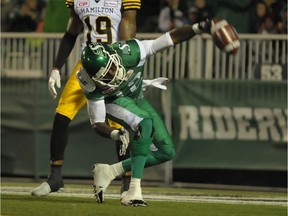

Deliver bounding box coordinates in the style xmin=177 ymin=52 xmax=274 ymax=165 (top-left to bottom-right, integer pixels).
xmin=106 ymin=97 xmax=175 ymax=177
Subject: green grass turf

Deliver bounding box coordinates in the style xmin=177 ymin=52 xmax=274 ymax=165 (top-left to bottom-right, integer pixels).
xmin=1 ymin=194 xmax=287 ymax=216
xmin=1 ymin=181 xmax=287 ymax=216
xmin=1 ymin=181 xmax=286 ymax=198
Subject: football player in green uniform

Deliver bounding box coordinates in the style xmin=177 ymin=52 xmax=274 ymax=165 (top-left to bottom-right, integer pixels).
xmin=31 ymin=0 xmax=141 ymax=197
xmin=77 ymin=19 xmax=211 ymax=206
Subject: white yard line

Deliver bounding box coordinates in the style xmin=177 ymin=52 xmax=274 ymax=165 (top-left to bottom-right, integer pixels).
xmin=1 ymin=186 xmax=287 ymax=206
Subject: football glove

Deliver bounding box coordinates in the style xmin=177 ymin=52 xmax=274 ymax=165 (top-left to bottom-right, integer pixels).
xmin=142 ymin=77 xmax=168 ymax=91
xmin=110 ymin=127 xmax=130 ymax=156
xmin=48 ymin=69 xmax=61 ymax=99
xmin=118 ymin=127 xmax=130 ymax=156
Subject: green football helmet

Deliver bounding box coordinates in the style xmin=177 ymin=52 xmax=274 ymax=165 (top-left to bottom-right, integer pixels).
xmin=81 ymin=42 xmax=126 ymax=88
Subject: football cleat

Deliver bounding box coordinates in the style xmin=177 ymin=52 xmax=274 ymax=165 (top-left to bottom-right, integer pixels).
xmin=128 ymin=199 xmax=148 ymax=207
xmin=31 ymin=182 xmax=64 ymax=196
xmin=121 ymin=197 xmax=148 ymax=207
xmin=93 ymin=185 xmax=104 ymax=203
xmin=121 ymin=187 xmax=147 ymax=207
xmin=31 ymin=182 xmax=51 ymax=196
xmin=31 ymin=174 xmax=64 ymax=196
xmin=120 ymin=191 xmax=128 ymax=200
xmin=92 ymin=163 xmax=114 ymax=203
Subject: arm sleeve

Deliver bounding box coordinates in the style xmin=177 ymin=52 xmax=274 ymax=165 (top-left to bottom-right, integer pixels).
xmin=54 ymin=31 xmax=78 ymax=69
xmin=136 ymin=32 xmax=174 ymax=65
xmin=87 ymin=99 xmax=106 ymax=125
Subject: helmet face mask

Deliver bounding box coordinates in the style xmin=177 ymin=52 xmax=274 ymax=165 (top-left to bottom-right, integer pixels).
xmin=81 ymin=42 xmax=126 ymax=88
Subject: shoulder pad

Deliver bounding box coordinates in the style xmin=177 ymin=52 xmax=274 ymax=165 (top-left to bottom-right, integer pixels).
xmin=122 ymin=0 xmax=141 ymax=10
xmin=65 ymin=0 xmax=74 ymax=8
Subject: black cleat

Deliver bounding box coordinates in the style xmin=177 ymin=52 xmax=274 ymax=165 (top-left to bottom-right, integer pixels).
xmin=93 ymin=185 xmax=104 ymax=203
xmin=128 ymin=199 xmax=148 ymax=207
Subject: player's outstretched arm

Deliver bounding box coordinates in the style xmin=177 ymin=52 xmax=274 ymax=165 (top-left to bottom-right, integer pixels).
xmin=169 ymin=20 xmax=211 ymax=45
xmin=139 ymin=20 xmax=211 ymax=60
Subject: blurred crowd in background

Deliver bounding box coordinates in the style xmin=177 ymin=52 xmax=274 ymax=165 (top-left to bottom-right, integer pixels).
xmin=1 ymin=0 xmax=287 ymax=34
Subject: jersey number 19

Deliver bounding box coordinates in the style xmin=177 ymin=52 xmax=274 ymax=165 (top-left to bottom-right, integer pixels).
xmin=84 ymin=16 xmax=112 ymax=44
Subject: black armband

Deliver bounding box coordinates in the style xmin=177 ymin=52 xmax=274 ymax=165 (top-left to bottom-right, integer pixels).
xmin=54 ymin=32 xmax=78 ymax=69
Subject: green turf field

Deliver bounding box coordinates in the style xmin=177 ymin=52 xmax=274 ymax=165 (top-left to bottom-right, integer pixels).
xmin=1 ymin=181 xmax=287 ymax=216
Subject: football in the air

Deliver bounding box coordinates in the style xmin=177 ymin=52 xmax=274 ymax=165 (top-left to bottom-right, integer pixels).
xmin=211 ymin=18 xmax=240 ymax=55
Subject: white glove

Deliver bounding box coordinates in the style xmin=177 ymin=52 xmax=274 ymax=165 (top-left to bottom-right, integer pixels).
xmin=48 ymin=69 xmax=61 ymax=99
xmin=142 ymin=77 xmax=168 ymax=91
xmin=110 ymin=127 xmax=130 ymax=156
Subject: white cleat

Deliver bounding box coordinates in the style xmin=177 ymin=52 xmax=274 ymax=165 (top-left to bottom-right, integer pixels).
xmin=92 ymin=163 xmax=114 ymax=203
xmin=121 ymin=188 xmax=147 ymax=207
xmin=120 ymin=191 xmax=128 ymax=200
xmin=31 ymin=182 xmax=64 ymax=196
xmin=31 ymin=182 xmax=51 ymax=196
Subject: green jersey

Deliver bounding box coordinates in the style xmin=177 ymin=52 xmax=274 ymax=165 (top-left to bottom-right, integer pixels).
xmin=85 ymin=39 xmax=145 ymax=102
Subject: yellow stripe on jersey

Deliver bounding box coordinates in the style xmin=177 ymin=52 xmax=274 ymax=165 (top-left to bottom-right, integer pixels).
xmin=122 ymin=0 xmax=141 ymax=10
xmin=65 ymin=0 xmax=74 ymax=8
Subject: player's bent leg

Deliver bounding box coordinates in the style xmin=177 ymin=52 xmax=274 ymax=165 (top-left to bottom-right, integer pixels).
xmin=146 ymin=145 xmax=175 ymax=166
xmin=119 ymin=138 xmax=174 ymax=206
xmin=121 ymin=119 xmax=152 ymax=206
xmin=106 ymin=99 xmax=154 ymax=204
xmin=137 ymin=98 xmax=176 ymax=166
xmin=121 ymin=136 xmax=175 ymax=172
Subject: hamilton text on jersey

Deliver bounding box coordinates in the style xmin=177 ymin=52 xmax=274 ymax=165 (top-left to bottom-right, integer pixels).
xmin=80 ymin=7 xmax=114 ymax=14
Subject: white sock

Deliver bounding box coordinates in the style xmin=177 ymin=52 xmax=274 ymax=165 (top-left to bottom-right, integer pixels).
xmin=128 ymin=178 xmax=142 ymax=199
xmin=110 ymin=162 xmax=125 ymax=178
xmin=130 ymin=178 xmax=141 ymax=186
xmin=129 ymin=178 xmax=141 ymax=191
